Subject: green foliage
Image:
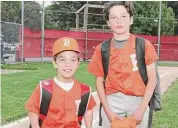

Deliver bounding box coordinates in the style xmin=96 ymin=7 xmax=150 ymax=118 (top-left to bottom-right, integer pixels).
xmin=45 ymin=1 xmax=86 ymax=30
xmin=24 ymin=1 xmax=41 ymax=31
xmin=167 ymin=1 xmax=178 ymax=19
xmin=167 ymin=1 xmax=178 ymax=35
xmin=1 ymin=1 xmax=21 ymax=23
xmin=1 ymin=1 xmax=42 ymax=31
xmin=132 ymin=1 xmax=177 ymax=36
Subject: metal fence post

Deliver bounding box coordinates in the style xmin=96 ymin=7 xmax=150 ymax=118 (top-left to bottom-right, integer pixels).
xmin=41 ymin=1 xmax=45 ymax=63
xmin=157 ymin=1 xmax=162 ymax=61
xmin=21 ymin=1 xmax=24 ymax=63
xmin=84 ymin=4 xmax=88 ymax=61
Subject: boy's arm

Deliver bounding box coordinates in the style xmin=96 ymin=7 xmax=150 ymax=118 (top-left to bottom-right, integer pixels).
xmin=25 ymin=85 xmax=41 ymax=127
xmin=84 ymin=94 xmax=96 ymax=128
xmin=132 ymin=41 xmax=158 ymax=124
xmin=96 ymin=77 xmax=122 ymax=122
xmin=132 ymin=63 xmax=157 ymax=124
xmin=28 ymin=112 xmax=40 ymax=128
xmin=84 ymin=109 xmax=93 ymax=128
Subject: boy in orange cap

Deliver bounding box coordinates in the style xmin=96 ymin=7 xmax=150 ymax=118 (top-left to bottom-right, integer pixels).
xmin=25 ymin=37 xmax=96 ymax=128
xmin=88 ymin=1 xmax=158 ymax=128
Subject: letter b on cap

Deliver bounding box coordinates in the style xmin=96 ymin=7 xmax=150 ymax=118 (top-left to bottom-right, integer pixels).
xmin=63 ymin=39 xmax=70 ymax=46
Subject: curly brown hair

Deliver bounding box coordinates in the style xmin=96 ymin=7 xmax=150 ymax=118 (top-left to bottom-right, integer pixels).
xmin=103 ymin=1 xmax=134 ymax=20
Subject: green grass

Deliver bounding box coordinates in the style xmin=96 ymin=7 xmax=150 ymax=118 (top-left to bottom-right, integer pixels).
xmin=1 ymin=62 xmax=95 ymax=124
xmin=1 ymin=62 xmax=53 ymax=70
xmin=152 ymin=79 xmax=178 ymax=128
xmin=158 ymin=61 xmax=178 ymax=67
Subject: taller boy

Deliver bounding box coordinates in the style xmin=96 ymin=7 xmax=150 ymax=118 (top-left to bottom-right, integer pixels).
xmin=88 ymin=1 xmax=158 ymax=128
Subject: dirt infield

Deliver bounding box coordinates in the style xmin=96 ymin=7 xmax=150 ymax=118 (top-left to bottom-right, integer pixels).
xmin=158 ymin=66 xmax=178 ymax=94
xmin=1 ymin=66 xmax=178 ymax=128
xmin=1 ymin=69 xmax=26 ymax=74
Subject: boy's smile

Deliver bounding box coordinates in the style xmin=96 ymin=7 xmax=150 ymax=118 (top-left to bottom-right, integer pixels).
xmin=63 ymin=69 xmax=72 ymax=72
xmin=53 ymin=51 xmax=80 ymax=82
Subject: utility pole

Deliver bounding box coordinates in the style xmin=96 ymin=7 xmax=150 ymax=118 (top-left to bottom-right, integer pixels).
xmin=41 ymin=1 xmax=45 ymax=63
xmin=21 ymin=1 xmax=24 ymax=63
xmin=157 ymin=1 xmax=162 ymax=61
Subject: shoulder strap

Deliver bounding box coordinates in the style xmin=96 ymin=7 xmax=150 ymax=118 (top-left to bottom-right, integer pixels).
xmin=101 ymin=38 xmax=112 ymax=80
xmin=99 ymin=39 xmax=111 ymax=126
xmin=77 ymin=83 xmax=91 ymax=125
xmin=30 ymin=80 xmax=52 ymax=128
xmin=135 ymin=37 xmax=148 ymax=85
xmin=39 ymin=79 xmax=53 ymax=121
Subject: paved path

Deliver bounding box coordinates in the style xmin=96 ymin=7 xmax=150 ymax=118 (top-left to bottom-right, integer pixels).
xmin=1 ymin=69 xmax=26 ymax=74
xmin=1 ymin=66 xmax=178 ymax=128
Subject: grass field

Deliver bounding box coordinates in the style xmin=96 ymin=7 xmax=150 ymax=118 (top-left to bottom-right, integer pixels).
xmin=1 ymin=62 xmax=95 ymax=124
xmin=1 ymin=61 xmax=178 ymax=127
xmin=158 ymin=61 xmax=178 ymax=67
xmin=152 ymin=79 xmax=178 ymax=128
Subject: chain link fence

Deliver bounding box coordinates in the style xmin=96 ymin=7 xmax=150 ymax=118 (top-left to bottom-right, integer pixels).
xmin=1 ymin=21 xmax=22 ymax=64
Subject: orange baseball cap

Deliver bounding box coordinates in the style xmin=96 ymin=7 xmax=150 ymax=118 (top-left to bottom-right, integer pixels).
xmin=111 ymin=116 xmax=136 ymax=128
xmin=53 ymin=37 xmax=80 ymax=56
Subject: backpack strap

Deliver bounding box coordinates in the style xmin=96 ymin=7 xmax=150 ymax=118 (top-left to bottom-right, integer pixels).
xmin=101 ymin=39 xmax=112 ymax=80
xmin=77 ymin=83 xmax=91 ymax=125
xmin=99 ymin=38 xmax=111 ymax=126
xmin=39 ymin=79 xmax=53 ymax=120
xmin=29 ymin=79 xmax=53 ymax=128
xmin=136 ymin=36 xmax=161 ymax=110
xmin=135 ymin=37 xmax=148 ymax=85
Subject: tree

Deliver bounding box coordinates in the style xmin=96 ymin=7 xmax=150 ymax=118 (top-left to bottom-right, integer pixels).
xmin=1 ymin=1 xmax=42 ymax=30
xmin=1 ymin=1 xmax=42 ymax=44
xmin=1 ymin=1 xmax=21 ymax=23
xmin=45 ymin=1 xmax=87 ymax=30
xmin=23 ymin=1 xmax=42 ymax=31
xmin=167 ymin=1 xmax=178 ymax=18
xmin=131 ymin=1 xmax=177 ymax=36
xmin=44 ymin=1 xmax=106 ymax=30
xmin=167 ymin=1 xmax=178 ymax=35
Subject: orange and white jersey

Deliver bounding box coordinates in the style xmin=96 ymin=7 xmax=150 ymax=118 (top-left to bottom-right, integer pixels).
xmin=25 ymin=79 xmax=96 ymax=128
xmin=88 ymin=34 xmax=158 ymax=96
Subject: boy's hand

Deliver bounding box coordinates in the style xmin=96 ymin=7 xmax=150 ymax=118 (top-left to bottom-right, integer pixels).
xmin=104 ymin=108 xmax=123 ymax=122
xmin=84 ymin=109 xmax=93 ymax=128
xmin=132 ymin=107 xmax=144 ymax=124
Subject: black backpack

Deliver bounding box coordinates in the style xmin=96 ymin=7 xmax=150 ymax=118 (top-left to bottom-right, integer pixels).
xmin=99 ymin=37 xmax=161 ymax=128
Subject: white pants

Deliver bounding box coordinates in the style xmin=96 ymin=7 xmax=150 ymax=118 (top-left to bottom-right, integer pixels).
xmin=101 ymin=92 xmax=149 ymax=128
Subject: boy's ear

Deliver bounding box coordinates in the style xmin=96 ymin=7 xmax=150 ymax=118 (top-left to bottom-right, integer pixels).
xmin=77 ymin=60 xmax=80 ymax=67
xmin=130 ymin=16 xmax=133 ymax=25
xmin=107 ymin=20 xmax=111 ymax=27
xmin=52 ymin=61 xmax=57 ymax=68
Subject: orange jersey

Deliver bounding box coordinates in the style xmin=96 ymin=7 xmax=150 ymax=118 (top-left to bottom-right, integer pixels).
xmin=88 ymin=34 xmax=158 ymax=96
xmin=25 ymin=79 xmax=96 ymax=128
